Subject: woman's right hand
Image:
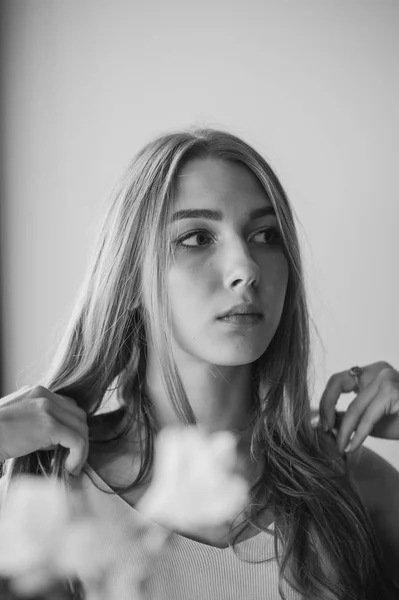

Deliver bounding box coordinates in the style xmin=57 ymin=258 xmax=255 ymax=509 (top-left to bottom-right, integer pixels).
xmin=0 ymin=385 xmax=89 ymax=475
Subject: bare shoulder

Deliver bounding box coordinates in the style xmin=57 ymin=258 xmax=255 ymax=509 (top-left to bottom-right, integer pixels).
xmin=346 ymin=445 xmax=399 ymax=515
xmin=347 ymin=445 xmax=399 ymax=587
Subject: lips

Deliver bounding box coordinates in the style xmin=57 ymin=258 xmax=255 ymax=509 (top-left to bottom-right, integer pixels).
xmin=217 ymin=304 xmax=262 ymax=319
xmin=217 ymin=303 xmax=262 ymax=319
xmin=218 ymin=313 xmax=261 ymax=318
xmin=218 ymin=313 xmax=262 ymax=326
xmin=218 ymin=311 xmax=262 ymax=319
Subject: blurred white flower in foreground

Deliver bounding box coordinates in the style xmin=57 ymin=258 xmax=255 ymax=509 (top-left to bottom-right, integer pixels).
xmin=137 ymin=426 xmax=250 ymax=533
xmin=0 ymin=475 xmax=125 ymax=597
xmin=0 ymin=427 xmax=250 ymax=599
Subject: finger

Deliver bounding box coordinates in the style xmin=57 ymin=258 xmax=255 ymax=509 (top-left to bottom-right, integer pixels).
xmin=47 ymin=402 xmax=89 ymax=455
xmin=332 ymin=410 xmax=346 ymax=432
xmin=8 ymin=385 xmax=86 ymax=423
xmin=37 ymin=400 xmax=89 ymax=473
xmin=319 ymin=370 xmax=362 ymax=431
xmin=344 ymin=398 xmax=393 ymax=453
xmin=46 ymin=419 xmax=88 ymax=474
xmin=51 ymin=412 xmax=89 ymax=474
xmin=335 ymin=380 xmax=382 ymax=453
xmin=29 ymin=387 xmax=89 ymax=473
xmin=28 ymin=386 xmax=87 ymax=420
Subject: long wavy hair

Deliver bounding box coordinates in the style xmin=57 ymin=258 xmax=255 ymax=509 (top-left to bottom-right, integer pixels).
xmin=1 ymin=127 xmax=396 ymax=599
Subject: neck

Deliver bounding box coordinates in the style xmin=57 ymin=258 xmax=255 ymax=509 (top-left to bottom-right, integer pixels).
xmin=140 ymin=354 xmax=263 ymax=489
xmin=144 ymin=355 xmax=257 ymax=433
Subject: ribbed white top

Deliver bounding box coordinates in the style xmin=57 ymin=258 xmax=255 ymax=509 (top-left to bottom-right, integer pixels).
xmin=79 ymin=464 xmax=303 ymax=599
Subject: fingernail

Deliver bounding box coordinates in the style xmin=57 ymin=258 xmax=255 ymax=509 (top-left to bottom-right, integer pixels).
xmin=344 ymin=441 xmax=352 ymax=453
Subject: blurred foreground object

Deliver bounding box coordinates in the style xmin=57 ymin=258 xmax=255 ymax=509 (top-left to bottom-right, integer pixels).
xmin=137 ymin=426 xmax=249 ymax=532
xmin=0 ymin=427 xmax=249 ymax=598
xmin=0 ymin=475 xmax=129 ymax=598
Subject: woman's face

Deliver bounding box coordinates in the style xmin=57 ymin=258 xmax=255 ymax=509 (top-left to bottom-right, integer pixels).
xmin=166 ymin=157 xmax=289 ymax=367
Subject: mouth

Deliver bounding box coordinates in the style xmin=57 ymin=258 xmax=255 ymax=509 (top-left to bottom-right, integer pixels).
xmin=217 ymin=313 xmax=263 ymax=326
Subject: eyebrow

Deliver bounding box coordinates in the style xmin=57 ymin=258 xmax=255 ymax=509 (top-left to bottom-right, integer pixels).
xmin=170 ymin=206 xmax=276 ymax=223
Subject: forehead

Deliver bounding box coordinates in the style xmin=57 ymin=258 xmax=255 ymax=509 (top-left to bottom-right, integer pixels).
xmin=174 ymin=157 xmax=271 ymax=209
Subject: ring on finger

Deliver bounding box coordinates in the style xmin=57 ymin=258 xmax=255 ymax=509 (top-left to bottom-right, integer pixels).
xmin=349 ymin=365 xmax=362 ymax=393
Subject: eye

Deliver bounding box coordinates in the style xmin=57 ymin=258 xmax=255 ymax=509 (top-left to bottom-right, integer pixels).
xmin=173 ymin=227 xmax=282 ymax=250
xmin=251 ymin=227 xmax=282 ymax=245
xmin=174 ymin=230 xmax=214 ymax=249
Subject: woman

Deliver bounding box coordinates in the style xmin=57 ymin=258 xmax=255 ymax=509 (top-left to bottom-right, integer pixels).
xmin=1 ymin=127 xmax=399 ymax=599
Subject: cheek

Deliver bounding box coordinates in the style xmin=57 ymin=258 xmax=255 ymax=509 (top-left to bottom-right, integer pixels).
xmin=263 ymin=256 xmax=289 ymax=316
xmin=167 ymin=263 xmax=206 ymax=313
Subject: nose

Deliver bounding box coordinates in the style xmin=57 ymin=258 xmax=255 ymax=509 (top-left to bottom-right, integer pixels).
xmin=222 ymin=241 xmax=260 ymax=293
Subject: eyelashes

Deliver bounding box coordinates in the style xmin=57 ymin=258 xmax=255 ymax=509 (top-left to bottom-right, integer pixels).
xmin=174 ymin=227 xmax=283 ymax=250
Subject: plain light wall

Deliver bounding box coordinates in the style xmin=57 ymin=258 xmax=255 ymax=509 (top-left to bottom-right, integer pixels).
xmin=1 ymin=0 xmax=398 ymax=467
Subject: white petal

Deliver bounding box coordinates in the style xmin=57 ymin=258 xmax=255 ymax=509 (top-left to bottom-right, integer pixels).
xmin=138 ymin=427 xmax=250 ymax=532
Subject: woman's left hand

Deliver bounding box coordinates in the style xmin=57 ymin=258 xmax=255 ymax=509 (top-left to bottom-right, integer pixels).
xmin=319 ymin=361 xmax=399 ymax=454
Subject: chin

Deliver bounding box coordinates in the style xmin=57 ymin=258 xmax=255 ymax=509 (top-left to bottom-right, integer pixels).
xmin=206 ymin=345 xmax=268 ymax=367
